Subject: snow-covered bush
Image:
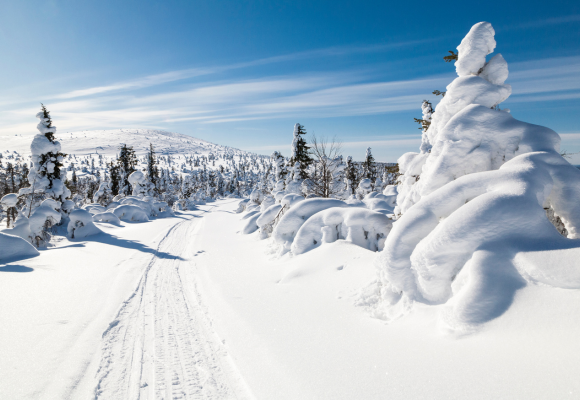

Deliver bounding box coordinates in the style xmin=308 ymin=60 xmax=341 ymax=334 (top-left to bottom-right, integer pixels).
xmin=0 ymin=232 xmax=39 ymax=262
xmin=27 ymin=199 xmax=62 ymax=247
xmin=362 ymin=192 xmax=395 ymax=214
xmin=292 ymin=207 xmax=393 ymax=255
xmin=249 ymin=189 xmax=264 ymax=205
xmin=128 ymin=170 xmax=149 ymax=196
xmin=241 ymin=212 xmax=261 ymax=234
xmin=272 ymin=198 xmax=348 ymax=254
xmin=356 ymin=179 xmax=373 ymax=199
xmin=68 ymin=209 xmax=102 ymax=239
xmin=92 ymin=211 xmax=122 ymax=226
xmin=260 ymin=195 xmax=275 ymax=212
xmin=257 ymin=204 xmax=282 ymax=239
xmin=83 ymin=204 xmax=107 ymax=215
xmin=236 ymin=199 xmax=250 ymax=213
xmin=112 ymin=205 xmax=149 ymax=222
xmin=367 ymin=21 xmax=580 ymax=332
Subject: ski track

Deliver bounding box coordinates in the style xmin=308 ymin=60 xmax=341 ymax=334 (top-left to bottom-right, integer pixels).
xmin=93 ymin=209 xmax=247 ymax=400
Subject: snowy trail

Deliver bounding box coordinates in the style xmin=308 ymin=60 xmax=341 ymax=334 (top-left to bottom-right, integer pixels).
xmin=93 ymin=209 xmax=250 ymax=400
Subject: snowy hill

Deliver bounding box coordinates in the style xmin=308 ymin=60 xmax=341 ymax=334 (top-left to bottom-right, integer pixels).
xmin=0 ymin=128 xmax=248 ymax=157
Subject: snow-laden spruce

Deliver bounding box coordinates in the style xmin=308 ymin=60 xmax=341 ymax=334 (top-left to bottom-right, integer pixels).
xmin=366 ymin=21 xmax=580 ymax=332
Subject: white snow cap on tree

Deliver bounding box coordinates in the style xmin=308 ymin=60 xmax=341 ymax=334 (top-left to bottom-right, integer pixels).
xmin=455 ymin=22 xmax=496 ymax=77
xmin=290 ymin=123 xmax=300 ymax=159
xmin=396 ymin=21 xmax=514 ymax=215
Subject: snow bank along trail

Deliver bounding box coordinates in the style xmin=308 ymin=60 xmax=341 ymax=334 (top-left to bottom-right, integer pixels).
xmin=93 ymin=206 xmax=251 ymax=400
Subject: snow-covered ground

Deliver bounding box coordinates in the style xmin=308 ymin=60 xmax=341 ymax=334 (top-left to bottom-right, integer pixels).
xmin=0 ymin=128 xmax=238 ymax=156
xmin=2 ymin=199 xmax=579 ymax=399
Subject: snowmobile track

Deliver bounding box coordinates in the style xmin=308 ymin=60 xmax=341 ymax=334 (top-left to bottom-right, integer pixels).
xmin=93 ymin=211 xmax=249 ymax=400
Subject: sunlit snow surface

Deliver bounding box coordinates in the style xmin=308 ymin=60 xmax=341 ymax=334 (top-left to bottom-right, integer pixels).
xmin=0 ymin=129 xmax=231 ymax=156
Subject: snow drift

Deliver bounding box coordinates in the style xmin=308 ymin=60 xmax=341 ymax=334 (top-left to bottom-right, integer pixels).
xmin=0 ymin=232 xmax=39 ymax=262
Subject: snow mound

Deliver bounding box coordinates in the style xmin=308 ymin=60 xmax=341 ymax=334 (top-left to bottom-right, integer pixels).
xmin=241 ymin=212 xmax=261 ymax=234
xmin=112 ymin=205 xmax=149 ymax=222
xmin=292 ymin=207 xmax=393 ymax=255
xmin=1 ymin=194 xmax=18 ymax=208
xmin=92 ymin=211 xmax=122 ymax=226
xmin=68 ymin=209 xmax=102 ymax=239
xmin=0 ymin=232 xmax=39 ymax=262
xmin=272 ymin=198 xmax=348 ymax=253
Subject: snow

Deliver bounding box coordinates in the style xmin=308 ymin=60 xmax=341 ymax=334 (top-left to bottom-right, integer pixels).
xmin=291 ymin=207 xmax=392 ymax=254
xmin=455 ymin=21 xmax=496 ymax=77
xmin=112 ymin=204 xmax=150 ymax=222
xmin=92 ymin=211 xmax=122 ymax=226
xmin=0 ymin=232 xmax=39 ymax=262
xmin=1 ymin=19 xmax=579 ymax=400
xmin=272 ymin=198 xmax=348 ymax=253
xmin=2 ymin=200 xmax=580 ymax=399
xmin=0 ymin=129 xmax=236 ymax=157
xmin=191 ymin=200 xmax=580 ymax=399
xmin=1 ymin=193 xmax=18 ymax=208
xmin=68 ymin=209 xmax=102 ymax=239
xmin=377 ymin=21 xmax=580 ymax=333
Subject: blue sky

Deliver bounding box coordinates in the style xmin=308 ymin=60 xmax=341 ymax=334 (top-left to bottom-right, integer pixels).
xmin=1 ymin=0 xmax=579 ymax=162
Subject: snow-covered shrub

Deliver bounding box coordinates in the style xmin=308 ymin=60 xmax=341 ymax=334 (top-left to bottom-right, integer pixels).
xmin=0 ymin=232 xmax=39 ymax=262
xmin=241 ymin=212 xmax=261 ymax=234
xmin=260 ymin=195 xmax=276 ymax=212
xmin=128 ymin=170 xmax=149 ymax=196
xmin=1 ymin=215 xmax=32 ymax=243
xmin=257 ymin=204 xmax=282 ymax=239
xmin=356 ymin=179 xmax=373 ymax=199
xmin=1 ymin=193 xmax=18 ymax=208
xmin=93 ymin=181 xmax=112 ymax=205
xmin=363 ymin=192 xmax=395 ymax=214
xmin=368 ymin=21 xmax=580 ymax=332
xmin=83 ymin=204 xmax=107 ymax=215
xmin=281 ymin=194 xmax=304 ymax=210
xmin=292 ymin=207 xmax=393 ymax=255
xmin=272 ymin=198 xmax=348 ymax=254
xmin=151 ymin=201 xmax=173 ymax=218
xmin=236 ymin=199 xmax=250 ymax=213
xmin=92 ymin=212 xmax=122 ymax=226
xmin=27 ymin=199 xmax=62 ymax=247
xmin=68 ymin=209 xmax=102 ymax=239
xmin=249 ymin=189 xmax=264 ymax=205
xmin=112 ymin=205 xmax=149 ymax=222
xmin=120 ymin=196 xmax=153 ymax=216
xmin=106 ymin=201 xmax=121 ymax=210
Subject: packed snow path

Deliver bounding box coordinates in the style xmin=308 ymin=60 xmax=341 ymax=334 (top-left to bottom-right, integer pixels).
xmin=93 ymin=209 xmax=249 ymax=400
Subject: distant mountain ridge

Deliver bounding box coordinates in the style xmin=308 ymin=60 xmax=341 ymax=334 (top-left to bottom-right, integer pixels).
xmin=0 ymin=129 xmax=251 ymax=157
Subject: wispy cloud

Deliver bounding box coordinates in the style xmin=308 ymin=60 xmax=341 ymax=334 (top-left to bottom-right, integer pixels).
xmin=48 ymin=38 xmax=442 ymax=101
xmin=499 ymin=15 xmax=580 ymax=31
xmin=1 ymin=51 xmax=578 ymax=137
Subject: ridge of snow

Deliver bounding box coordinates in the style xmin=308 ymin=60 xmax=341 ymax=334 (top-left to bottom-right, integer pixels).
xmin=0 ymin=128 xmax=251 ymax=157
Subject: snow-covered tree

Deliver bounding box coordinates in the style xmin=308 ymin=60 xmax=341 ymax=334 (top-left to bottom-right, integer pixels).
xmin=289 ymin=123 xmax=312 ymax=180
xmin=362 ymin=147 xmax=375 ymax=181
xmin=25 ymin=104 xmax=70 ymax=204
xmin=368 ymin=21 xmax=580 ymax=332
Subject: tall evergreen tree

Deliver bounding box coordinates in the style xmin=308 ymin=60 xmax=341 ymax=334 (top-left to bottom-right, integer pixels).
xmin=362 ymin=147 xmax=376 ymax=181
xmin=117 ymin=144 xmax=138 ymax=195
xmin=28 ymin=104 xmax=69 ymax=202
xmin=345 ymin=156 xmax=357 ymax=195
xmin=289 ymin=123 xmax=312 ymax=180
xmin=146 ymin=143 xmax=160 ymax=195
